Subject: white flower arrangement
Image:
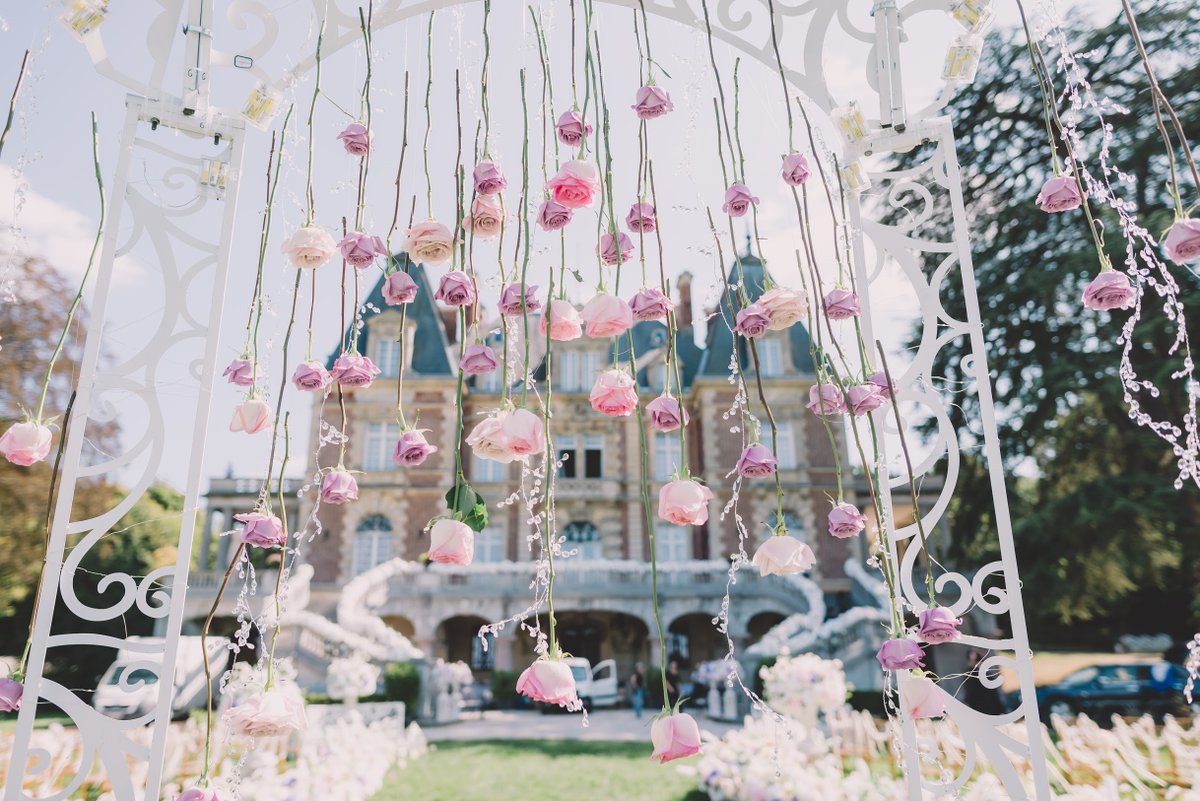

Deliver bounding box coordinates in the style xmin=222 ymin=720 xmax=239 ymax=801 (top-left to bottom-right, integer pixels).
xmin=325 ymin=654 xmax=381 ymax=701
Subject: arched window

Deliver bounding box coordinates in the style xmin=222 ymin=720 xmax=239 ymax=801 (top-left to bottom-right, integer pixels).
xmin=353 ymin=515 xmax=394 ymax=575
xmin=563 ymin=521 xmax=603 ymax=560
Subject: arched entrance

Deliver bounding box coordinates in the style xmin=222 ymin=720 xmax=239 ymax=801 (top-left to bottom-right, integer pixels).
xmin=511 ymin=610 xmax=650 ymax=682
xmin=436 ymin=615 xmax=493 ymax=672
xmin=667 ymin=612 xmax=725 ymax=668
xmin=745 ymin=611 xmax=787 ymax=647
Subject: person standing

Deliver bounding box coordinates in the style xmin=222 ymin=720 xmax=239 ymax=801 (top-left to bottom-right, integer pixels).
xmin=628 ymin=662 xmax=646 ymax=719
xmin=665 ymin=659 xmax=681 ymax=710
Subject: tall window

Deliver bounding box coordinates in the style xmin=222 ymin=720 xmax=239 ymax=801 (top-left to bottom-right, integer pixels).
xmin=757 ymin=338 xmax=783 ymax=377
xmin=583 ymin=434 xmax=603 ymax=478
xmin=375 ymin=337 xmax=402 ymax=378
xmin=475 ymin=364 xmax=503 ymax=393
xmin=364 ymin=422 xmax=401 ymax=470
xmin=353 ymin=515 xmax=393 ymax=575
xmin=774 ymin=421 xmax=798 ymax=469
xmin=654 ymin=432 xmax=682 ymax=480
xmin=557 ymin=435 xmax=577 ymax=478
xmin=657 ymin=524 xmax=692 ymax=562
xmin=475 ymin=525 xmax=507 ymax=563
xmin=559 ymin=349 xmax=600 ymax=391
xmin=563 ymin=521 xmax=603 ymax=559
xmin=471 ymin=631 xmax=495 ymax=671
xmin=472 ymin=453 xmax=507 ymax=483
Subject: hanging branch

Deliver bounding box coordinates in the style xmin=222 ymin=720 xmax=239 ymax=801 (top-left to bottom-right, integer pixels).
xmin=0 ymin=50 xmax=31 ymax=162
xmin=422 ymin=10 xmax=436 ymax=215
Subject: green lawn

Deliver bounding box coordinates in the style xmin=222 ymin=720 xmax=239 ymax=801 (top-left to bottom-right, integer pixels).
xmin=372 ymin=740 xmax=707 ymax=801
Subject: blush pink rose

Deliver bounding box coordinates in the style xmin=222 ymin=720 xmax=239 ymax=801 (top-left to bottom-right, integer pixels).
xmin=735 ymin=303 xmax=771 ymax=338
xmin=758 ymin=287 xmax=807 ymax=330
xmin=590 ymin=369 xmax=639 ymax=417
xmin=461 ymin=344 xmax=499 ymax=376
xmin=499 ymin=283 xmax=541 ymax=316
xmin=597 ymin=231 xmax=635 ymax=266
xmin=0 ymin=677 xmax=23 ymax=712
xmin=646 ymin=394 xmax=688 ymax=432
xmin=466 ymin=414 xmax=518 ymax=464
xmin=428 ymin=518 xmax=474 ymax=565
xmin=223 ymin=357 xmax=257 ymax=387
xmin=900 ymin=674 xmax=946 ymax=719
xmin=876 ymin=638 xmax=926 ymax=671
xmin=781 ymin=153 xmax=811 ymax=186
xmin=404 ymin=220 xmax=455 ymax=265
xmin=658 ymin=479 xmax=714 ymax=526
xmin=320 ymin=469 xmax=359 ymax=504
xmin=1164 ymin=218 xmax=1200 ymax=263
xmin=234 ymin=511 xmax=285 ymax=548
xmin=0 ymin=421 xmax=53 ymax=466
xmin=867 ymin=371 xmax=895 ymax=399
xmin=1082 ymin=271 xmax=1135 ymax=311
xmin=630 ymin=287 xmax=673 ymax=321
xmin=434 ymin=270 xmax=477 ymax=307
xmin=472 ymin=160 xmax=507 ymax=195
xmin=175 ymin=789 xmax=220 ymax=801
xmin=1035 ymin=175 xmax=1083 ymax=213
xmin=650 ymin=711 xmax=702 ymax=763
xmin=735 ymin=444 xmax=777 ymax=478
xmin=546 ymin=160 xmax=601 ymax=209
xmin=539 ymin=299 xmax=584 ymax=341
xmin=556 ymin=109 xmax=593 ymax=147
xmin=827 ymin=502 xmax=867 ymax=539
xmin=847 ymin=383 xmax=886 ymax=416
xmin=537 ymin=199 xmax=574 ymax=231
xmin=918 ymin=606 xmax=963 ymax=644
xmin=502 ymin=408 xmax=546 ymax=458
xmin=281 ymin=226 xmax=337 ymax=269
xmin=823 ymin=288 xmax=860 ymax=319
xmin=338 ymin=231 xmax=387 ymax=270
xmin=331 ymin=353 xmax=381 ymax=388
xmin=626 ymin=202 xmax=656 ymax=233
xmin=223 ymin=681 xmax=307 ymax=736
xmin=581 ymin=292 xmax=635 ymax=338
xmin=807 ymin=384 xmax=847 ymax=416
xmin=393 ymin=429 xmax=438 ymax=467
xmin=230 ymin=399 xmax=271 ymax=434
xmin=517 ymin=659 xmax=579 ymax=709
xmin=751 ymin=535 xmax=815 ymax=576
xmin=291 ymin=360 xmax=331 ymax=392
xmin=383 ymin=270 xmax=419 ymax=305
xmin=632 ymin=85 xmax=674 ymax=120
xmin=465 ymin=195 xmax=504 ymax=239
xmin=337 ymin=122 xmax=371 ymax=156
xmin=722 ymin=183 xmax=760 ymax=217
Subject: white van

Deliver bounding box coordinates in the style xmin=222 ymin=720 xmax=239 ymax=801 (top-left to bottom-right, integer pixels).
xmin=93 ymin=636 xmax=229 ymax=721
xmin=563 ymin=657 xmax=618 ymax=709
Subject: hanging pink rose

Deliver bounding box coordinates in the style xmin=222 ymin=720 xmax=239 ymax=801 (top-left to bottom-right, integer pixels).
xmin=847 ymin=383 xmax=886 ymax=416
xmin=646 ymin=395 xmax=688 ymax=432
xmin=735 ymin=303 xmax=771 ymax=338
xmin=176 ymin=789 xmax=220 ymax=801
xmin=331 ymin=353 xmax=381 ymax=388
xmin=502 ymin=408 xmax=545 ymax=458
xmin=428 ymin=518 xmax=474 ymax=565
xmin=383 ymin=270 xmax=419 ymax=305
xmin=467 ymin=414 xmax=519 ymax=464
xmin=230 ymin=399 xmax=272 ymax=434
xmin=807 ymin=384 xmax=846 ymax=416
xmin=223 ymin=681 xmax=307 ymax=736
xmin=589 ymin=369 xmax=639 ymax=417
xmin=465 ymin=195 xmax=504 ymax=239
xmin=0 ymin=421 xmax=53 ymax=466
xmin=281 ymin=226 xmax=337 ymax=269
xmin=537 ymin=199 xmax=575 ymax=231
xmin=900 ymin=674 xmax=946 ymax=719
xmin=461 ymin=344 xmax=499 ymax=375
xmin=434 ymin=270 xmax=477 ymax=307
xmin=751 ymin=535 xmax=815 ymax=576
xmin=338 ymin=231 xmax=387 ymax=270
xmin=626 ymin=202 xmax=656 ymax=233
xmin=722 ymin=183 xmax=760 ymax=218
xmin=876 ymin=639 xmax=926 ymax=671
xmin=403 ymin=220 xmax=455 ymax=265
xmin=918 ymin=606 xmax=963 ymax=644
xmin=1082 ymin=271 xmax=1135 ymax=311
xmin=472 ymin=160 xmax=507 ymax=195
xmin=320 ymin=469 xmax=359 ymax=505
xmin=867 ymin=371 xmax=895 ymax=399
xmin=539 ymin=299 xmax=584 ymax=342
xmin=291 ymin=361 xmax=331 ymax=392
xmin=233 ymin=511 xmax=285 ymax=548
xmin=630 ymin=287 xmax=674 ymax=321
xmin=0 ymin=677 xmax=23 ymax=712
xmin=1035 ymin=175 xmax=1083 ymax=213
xmin=223 ymin=357 xmax=257 ymax=387
xmin=632 ymin=85 xmax=674 ymax=120
xmin=735 ymin=444 xmax=777 ymax=478
xmin=827 ymin=502 xmax=866 ymax=538
xmin=597 ymin=231 xmax=635 ymax=266
xmin=658 ymin=479 xmax=714 ymax=526
xmin=581 ymin=292 xmax=635 ymax=338
xmin=517 ymin=659 xmax=579 ymax=708
xmin=555 ymin=109 xmax=593 ymax=147
xmin=546 ymin=160 xmax=601 ymax=209
xmin=781 ymin=153 xmax=811 ymax=186
xmin=393 ymin=429 xmax=438 ymax=467
xmin=823 ymin=288 xmax=860 ymax=319
xmin=1164 ymin=217 xmax=1200 ymax=263
xmin=650 ymin=711 xmax=702 ymax=764
xmin=758 ymin=287 xmax=808 ymax=330
xmin=499 ymin=283 xmax=541 ymax=316
xmin=337 ymin=122 xmax=371 ymax=157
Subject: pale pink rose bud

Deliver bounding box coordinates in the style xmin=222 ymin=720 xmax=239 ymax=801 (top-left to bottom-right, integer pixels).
xmin=499 ymin=283 xmax=542 ymax=316
xmin=626 ymin=202 xmax=656 ymax=233
xmin=467 ymin=414 xmax=518 ymax=464
xmin=223 ymin=357 xmax=257 ymax=387
xmin=0 ymin=421 xmax=53 ymax=466
xmin=590 ymin=369 xmax=639 ymax=418
xmin=291 ymin=360 xmax=331 ymax=392
xmin=876 ymin=638 xmax=926 ymax=671
xmin=383 ymin=271 xmax=419 ymax=305
xmin=629 ymin=287 xmax=674 ymax=321
xmin=867 ymin=371 xmax=895 ymax=399
xmin=900 ymin=674 xmax=946 ymax=719
xmin=331 ymin=353 xmax=381 ymax=388
xmin=428 ymin=518 xmax=474 ymax=565
xmin=0 ymin=677 xmax=23 ymax=712
xmin=539 ymin=299 xmax=584 ymax=341
xmin=1035 ymin=175 xmax=1083 ymax=213
xmin=823 ymin=288 xmax=860 ymax=320
xmin=176 ymin=788 xmax=220 ymax=801
xmin=722 ymin=182 xmax=760 ymax=217
xmin=517 ymin=659 xmax=579 ymax=708
xmin=847 ymin=383 xmax=886 ymax=416
xmin=807 ymin=384 xmax=846 ymax=416
xmin=827 ymin=502 xmax=866 ymax=538
xmin=338 ymin=231 xmax=387 ymax=270
xmin=781 ymin=152 xmax=811 ymax=186
xmin=223 ymin=681 xmax=307 ymax=736
xmin=281 ymin=226 xmax=337 ymax=269
xmin=735 ymin=302 xmax=771 ymax=338
xmin=460 ymin=343 xmax=499 ymax=375
xmin=465 ymin=195 xmax=504 ymax=239
xmin=502 ymin=408 xmax=545 ymax=458
xmin=337 ymin=122 xmax=371 ymax=156
xmin=230 ymin=399 xmax=272 ymax=434
xmin=434 ymin=270 xmax=477 ymax=307
xmin=546 ymin=160 xmax=601 ymax=209
xmin=650 ymin=711 xmax=702 ymax=763
xmin=658 ymin=479 xmax=714 ymax=526
xmin=918 ymin=606 xmax=963 ymax=644
xmin=320 ymin=469 xmax=359 ymax=505
xmin=403 ymin=220 xmax=455 ymax=265
xmin=597 ymin=231 xmax=635 ymax=266
xmin=537 ymin=199 xmax=575 ymax=231
xmin=555 ymin=109 xmax=593 ymax=147
xmin=758 ymin=287 xmax=808 ymax=330
xmin=581 ymin=292 xmax=635 ymax=338
xmin=632 ymin=85 xmax=674 ymax=120
xmin=1164 ymin=218 xmax=1200 ymax=264
xmin=751 ymin=535 xmax=815 ymax=576
xmin=1082 ymin=271 xmax=1135 ymax=311
xmin=472 ymin=160 xmax=507 ymax=195
xmin=735 ymin=444 xmax=777 ymax=478
xmin=393 ymin=429 xmax=438 ymax=467
xmin=646 ymin=395 xmax=688 ymax=432
xmin=233 ymin=511 xmax=285 ymax=548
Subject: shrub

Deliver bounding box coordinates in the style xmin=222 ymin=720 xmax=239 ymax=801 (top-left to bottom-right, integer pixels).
xmin=383 ymin=661 xmax=421 ymax=713
xmin=490 ymin=670 xmax=520 ymax=708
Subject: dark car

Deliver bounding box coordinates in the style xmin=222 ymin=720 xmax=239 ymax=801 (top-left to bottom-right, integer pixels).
xmin=1036 ymin=662 xmax=1198 ymax=721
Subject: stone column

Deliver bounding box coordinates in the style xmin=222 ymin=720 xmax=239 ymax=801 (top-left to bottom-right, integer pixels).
xmin=493 ymin=630 xmax=516 ymax=672
xmin=199 ymin=507 xmax=214 ymax=570
xmin=215 ymin=507 xmax=233 ymax=567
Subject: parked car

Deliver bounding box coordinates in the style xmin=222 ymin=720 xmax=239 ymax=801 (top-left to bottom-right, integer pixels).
xmin=459 ymin=681 xmax=494 ymax=712
xmin=539 ymin=658 xmax=618 ymax=712
xmin=1036 ymin=662 xmax=1198 ymax=721
xmin=93 ymin=636 xmax=229 ymax=722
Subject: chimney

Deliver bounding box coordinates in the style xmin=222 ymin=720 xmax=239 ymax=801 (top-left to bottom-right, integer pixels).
xmin=676 ymin=271 xmax=693 ymax=328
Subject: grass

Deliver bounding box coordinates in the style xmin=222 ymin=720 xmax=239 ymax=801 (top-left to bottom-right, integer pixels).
xmin=0 ymin=712 xmax=74 ymax=732
xmin=371 ymin=740 xmax=707 ymax=801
